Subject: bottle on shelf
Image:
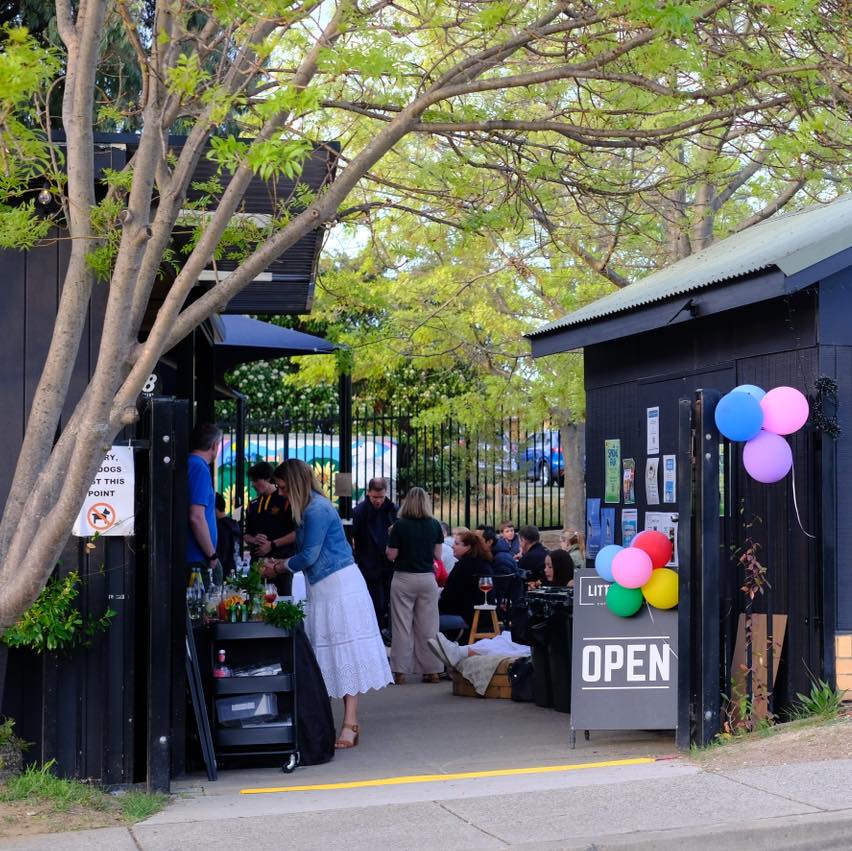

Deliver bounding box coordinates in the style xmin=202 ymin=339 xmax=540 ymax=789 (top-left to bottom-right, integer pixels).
xmin=213 ymin=648 xmax=230 ymax=678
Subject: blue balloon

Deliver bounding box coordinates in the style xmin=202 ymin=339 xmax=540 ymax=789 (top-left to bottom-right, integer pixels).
xmin=715 ymin=391 xmax=764 ymax=442
xmin=594 ymin=544 xmax=622 ymax=583
xmin=733 ymin=384 xmax=766 ymax=401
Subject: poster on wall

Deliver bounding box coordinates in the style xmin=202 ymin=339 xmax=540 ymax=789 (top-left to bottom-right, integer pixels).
xmin=622 ymin=458 xmax=636 ymax=504
xmin=604 ymin=439 xmax=621 ymax=503
xmin=621 ymin=509 xmax=638 ymax=545
xmin=644 ymin=511 xmax=678 ymax=567
xmin=646 ymin=406 xmax=660 ymax=455
xmin=645 ymin=457 xmax=660 ymax=505
xmin=586 ymin=498 xmax=602 ymax=560
xmin=72 ymin=446 xmax=135 ymax=537
xmin=601 ymin=508 xmax=616 ymax=546
xmin=663 ymin=454 xmax=677 ymax=504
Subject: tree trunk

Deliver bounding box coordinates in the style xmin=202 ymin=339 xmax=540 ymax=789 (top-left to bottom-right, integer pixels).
xmin=560 ymin=419 xmax=586 ymax=534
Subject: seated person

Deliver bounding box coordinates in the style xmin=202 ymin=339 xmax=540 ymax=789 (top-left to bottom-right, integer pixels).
xmin=439 ymin=531 xmax=494 ymax=623
xmin=476 ymin=525 xmax=523 ymax=604
xmin=428 ymin=630 xmax=529 ymax=670
xmin=543 ymin=549 xmax=575 ymax=587
xmin=498 ymin=520 xmax=520 ymax=557
xmin=517 ymin=524 xmax=548 ymax=583
xmin=560 ymin=529 xmax=585 ymax=572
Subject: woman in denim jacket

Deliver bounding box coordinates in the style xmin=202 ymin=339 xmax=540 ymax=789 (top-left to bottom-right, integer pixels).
xmin=270 ymin=459 xmax=392 ymax=748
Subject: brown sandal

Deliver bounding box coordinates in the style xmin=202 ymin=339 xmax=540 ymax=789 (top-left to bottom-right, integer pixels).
xmin=421 ymin=674 xmax=440 ymax=684
xmin=335 ymin=723 xmax=359 ymax=749
xmin=393 ymin=672 xmax=405 ymax=685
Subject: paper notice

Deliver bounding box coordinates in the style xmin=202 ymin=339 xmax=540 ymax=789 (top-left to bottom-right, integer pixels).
xmin=605 ymin=439 xmax=621 ymax=503
xmin=622 ymin=458 xmax=636 ymax=504
xmin=663 ymin=454 xmax=676 ymax=503
xmin=621 ymin=509 xmax=638 ymax=545
xmin=647 ymin=406 xmax=660 ymax=455
xmin=645 ymin=457 xmax=660 ymax=505
xmin=644 ymin=511 xmax=678 ymax=567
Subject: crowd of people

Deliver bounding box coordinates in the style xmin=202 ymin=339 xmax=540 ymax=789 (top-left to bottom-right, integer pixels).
xmin=186 ymin=422 xmax=583 ymax=750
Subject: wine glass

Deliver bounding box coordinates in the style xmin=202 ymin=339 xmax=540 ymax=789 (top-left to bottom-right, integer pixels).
xmin=478 ymin=575 xmax=493 ymax=606
xmin=264 ymin=583 xmax=278 ymax=604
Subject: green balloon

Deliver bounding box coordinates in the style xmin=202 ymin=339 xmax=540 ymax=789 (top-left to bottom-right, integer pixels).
xmin=606 ymin=582 xmax=644 ymax=618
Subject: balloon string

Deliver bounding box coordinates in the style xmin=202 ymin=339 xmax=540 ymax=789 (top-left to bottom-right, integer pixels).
xmin=790 ymin=460 xmax=816 ymax=539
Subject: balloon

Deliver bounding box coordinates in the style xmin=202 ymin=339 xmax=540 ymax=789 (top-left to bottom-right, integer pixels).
xmin=612 ymin=547 xmax=653 ymax=589
xmin=642 ymin=567 xmax=679 ymax=609
xmin=743 ymin=430 xmax=793 ymax=483
xmin=606 ymin=583 xmax=644 ymax=618
xmin=714 ymin=391 xmax=764 ymax=442
xmin=733 ymin=384 xmax=766 ymax=401
xmin=631 ymin=530 xmax=673 ymax=569
xmin=593 ymin=544 xmax=622 ymax=582
xmin=760 ymin=386 xmax=809 ymax=435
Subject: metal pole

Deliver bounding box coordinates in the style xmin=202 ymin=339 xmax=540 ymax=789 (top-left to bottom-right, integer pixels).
xmin=676 ymin=397 xmax=694 ymax=749
xmin=338 ymin=371 xmax=353 ymax=520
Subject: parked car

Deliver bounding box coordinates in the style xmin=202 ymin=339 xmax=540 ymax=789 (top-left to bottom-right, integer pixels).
xmin=522 ymin=430 xmax=564 ymax=486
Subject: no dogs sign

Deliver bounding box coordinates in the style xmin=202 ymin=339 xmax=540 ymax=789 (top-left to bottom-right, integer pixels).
xmin=571 ymin=568 xmax=678 ymax=731
xmin=72 ymin=446 xmax=135 ymax=537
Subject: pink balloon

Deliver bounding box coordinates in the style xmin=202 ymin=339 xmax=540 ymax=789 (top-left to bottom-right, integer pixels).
xmin=760 ymin=386 xmax=809 ymax=435
xmin=743 ymin=431 xmax=792 ymax=483
xmin=612 ymin=548 xmax=653 ymax=589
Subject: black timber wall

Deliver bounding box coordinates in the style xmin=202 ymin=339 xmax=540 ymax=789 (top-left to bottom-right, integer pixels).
xmin=0 ymin=235 xmax=140 ymax=783
xmin=583 ymin=288 xmax=825 ymax=707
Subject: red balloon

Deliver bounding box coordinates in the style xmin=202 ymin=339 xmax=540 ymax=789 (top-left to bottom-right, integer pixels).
xmin=631 ymin=530 xmax=673 ymax=569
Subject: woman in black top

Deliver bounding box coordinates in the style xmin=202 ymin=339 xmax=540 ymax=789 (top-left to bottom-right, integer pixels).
xmin=386 ymin=487 xmax=444 ymax=684
xmin=439 ymin=531 xmax=495 ymax=624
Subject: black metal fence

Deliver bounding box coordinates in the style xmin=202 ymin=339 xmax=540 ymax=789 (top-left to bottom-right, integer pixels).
xmin=218 ymin=409 xmax=565 ymax=531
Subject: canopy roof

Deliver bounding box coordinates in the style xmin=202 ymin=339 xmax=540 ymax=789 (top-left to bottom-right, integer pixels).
xmin=212 ymin=314 xmax=338 ymax=373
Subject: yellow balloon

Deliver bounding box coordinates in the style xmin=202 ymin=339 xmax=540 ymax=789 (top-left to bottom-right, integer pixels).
xmin=642 ymin=568 xmax=679 ymax=609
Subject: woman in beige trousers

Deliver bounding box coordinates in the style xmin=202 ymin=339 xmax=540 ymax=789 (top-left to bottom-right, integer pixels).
xmin=385 ymin=487 xmax=444 ymax=684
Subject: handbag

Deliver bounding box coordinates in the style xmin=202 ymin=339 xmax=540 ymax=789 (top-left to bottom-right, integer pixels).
xmin=508 ymin=656 xmax=535 ymax=702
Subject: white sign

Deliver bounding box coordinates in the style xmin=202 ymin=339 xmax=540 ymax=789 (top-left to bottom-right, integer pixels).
xmin=73 ymin=446 xmax=135 ymax=537
xmin=663 ymin=454 xmax=677 ymax=503
xmin=646 ymin=406 xmax=660 ymax=455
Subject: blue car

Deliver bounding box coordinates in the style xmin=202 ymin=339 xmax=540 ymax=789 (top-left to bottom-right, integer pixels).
xmin=522 ymin=430 xmax=564 ymax=486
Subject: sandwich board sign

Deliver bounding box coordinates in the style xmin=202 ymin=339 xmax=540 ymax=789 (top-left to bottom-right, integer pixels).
xmin=571 ymin=568 xmax=677 ymax=733
xmin=72 ymin=446 xmax=135 ymax=537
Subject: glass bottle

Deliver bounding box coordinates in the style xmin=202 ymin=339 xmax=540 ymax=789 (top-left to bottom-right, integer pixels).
xmin=213 ymin=648 xmax=230 ymax=678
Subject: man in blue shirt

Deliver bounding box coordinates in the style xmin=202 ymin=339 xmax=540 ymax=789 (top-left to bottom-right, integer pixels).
xmin=186 ymin=423 xmax=223 ymax=587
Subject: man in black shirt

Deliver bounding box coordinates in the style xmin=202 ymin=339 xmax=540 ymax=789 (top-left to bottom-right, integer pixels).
xmin=215 ymin=492 xmax=241 ymax=576
xmin=517 ymin=525 xmax=549 ymax=583
xmin=244 ymin=462 xmax=296 ymax=594
xmin=352 ymin=477 xmax=397 ymax=630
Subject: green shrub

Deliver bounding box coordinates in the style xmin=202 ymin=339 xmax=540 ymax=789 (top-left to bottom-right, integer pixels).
xmin=792 ymin=678 xmax=846 ymax=720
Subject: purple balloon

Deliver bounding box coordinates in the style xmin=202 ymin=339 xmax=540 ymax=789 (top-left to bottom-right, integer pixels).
xmin=760 ymin=386 xmax=809 ymax=435
xmin=612 ymin=548 xmax=653 ymax=589
xmin=743 ymin=431 xmax=793 ymax=483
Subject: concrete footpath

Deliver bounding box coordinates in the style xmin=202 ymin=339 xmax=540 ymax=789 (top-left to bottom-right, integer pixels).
xmin=4 ymin=684 xmax=852 ymax=850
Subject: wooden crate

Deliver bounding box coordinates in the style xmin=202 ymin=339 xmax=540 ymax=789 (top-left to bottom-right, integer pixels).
xmin=451 ymin=657 xmax=514 ymax=699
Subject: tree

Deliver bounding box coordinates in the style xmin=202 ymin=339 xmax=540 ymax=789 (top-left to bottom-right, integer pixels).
xmin=0 ymin=0 xmax=848 ymax=627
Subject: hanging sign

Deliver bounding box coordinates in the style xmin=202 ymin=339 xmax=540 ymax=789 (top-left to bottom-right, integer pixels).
xmin=72 ymin=446 xmax=135 ymax=537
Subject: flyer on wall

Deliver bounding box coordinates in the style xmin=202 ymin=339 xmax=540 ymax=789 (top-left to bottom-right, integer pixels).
xmin=601 ymin=508 xmax=616 ymax=546
xmin=644 ymin=511 xmax=678 ymax=567
xmin=621 ymin=509 xmax=638 ymax=545
xmin=604 ymin=439 xmax=621 ymax=503
xmin=586 ymin=498 xmax=602 ymax=560
xmin=663 ymin=454 xmax=676 ymax=503
xmin=622 ymin=458 xmax=636 ymax=504
xmin=645 ymin=457 xmax=660 ymax=505
xmin=646 ymin=406 xmax=660 ymax=455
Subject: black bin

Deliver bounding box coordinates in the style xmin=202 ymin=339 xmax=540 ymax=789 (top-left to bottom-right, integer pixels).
xmin=526 ymin=589 xmax=573 ymax=713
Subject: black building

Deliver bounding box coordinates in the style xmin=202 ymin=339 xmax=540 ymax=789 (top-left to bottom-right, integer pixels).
xmin=529 ymin=194 xmax=852 ymax=736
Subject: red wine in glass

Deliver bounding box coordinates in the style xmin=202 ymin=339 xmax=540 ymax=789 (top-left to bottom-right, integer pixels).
xmin=478 ymin=576 xmax=493 ymax=605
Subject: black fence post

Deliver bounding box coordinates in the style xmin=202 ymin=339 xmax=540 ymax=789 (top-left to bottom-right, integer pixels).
xmin=696 ymin=389 xmax=722 ymax=746
xmin=676 ymin=397 xmax=694 ymax=749
xmin=338 ymin=372 xmax=353 ymax=520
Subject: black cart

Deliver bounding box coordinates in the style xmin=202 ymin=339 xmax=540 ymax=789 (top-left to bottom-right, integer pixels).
xmin=210 ymin=622 xmax=300 ymax=773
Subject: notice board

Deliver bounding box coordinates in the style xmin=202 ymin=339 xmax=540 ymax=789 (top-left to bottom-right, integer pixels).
xmin=571 ymin=568 xmax=678 ymax=732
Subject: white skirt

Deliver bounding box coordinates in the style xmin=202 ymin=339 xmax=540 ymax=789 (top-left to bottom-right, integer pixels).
xmin=305 ymin=563 xmax=393 ymax=699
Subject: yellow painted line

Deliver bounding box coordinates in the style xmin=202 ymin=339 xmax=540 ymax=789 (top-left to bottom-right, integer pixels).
xmin=239 ymin=757 xmax=657 ymax=795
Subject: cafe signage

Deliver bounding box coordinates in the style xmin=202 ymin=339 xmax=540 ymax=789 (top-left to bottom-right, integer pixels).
xmin=571 ymin=568 xmax=678 ymax=731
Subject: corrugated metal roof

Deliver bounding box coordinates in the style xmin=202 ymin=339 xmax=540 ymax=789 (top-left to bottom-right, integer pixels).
xmin=529 ymin=193 xmax=852 ymax=338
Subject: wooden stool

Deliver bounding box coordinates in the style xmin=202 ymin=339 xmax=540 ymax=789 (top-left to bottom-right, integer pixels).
xmin=469 ymin=605 xmax=501 ymax=644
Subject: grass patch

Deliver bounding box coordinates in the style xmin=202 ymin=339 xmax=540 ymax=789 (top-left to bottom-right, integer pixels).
xmin=119 ymin=790 xmax=169 ymax=822
xmin=0 ymin=761 xmax=168 ymax=827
